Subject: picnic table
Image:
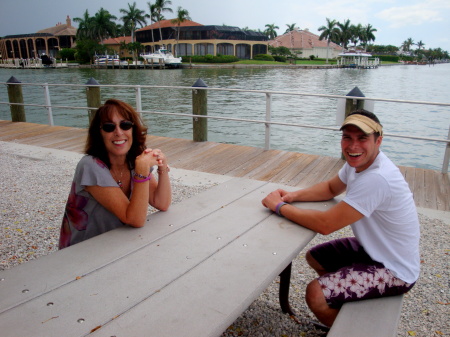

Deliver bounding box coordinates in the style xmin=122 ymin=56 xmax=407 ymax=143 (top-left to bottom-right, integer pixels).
xmin=0 ymin=177 xmax=337 ymax=337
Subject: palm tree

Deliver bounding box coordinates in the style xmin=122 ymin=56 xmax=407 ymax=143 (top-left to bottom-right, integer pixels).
xmin=337 ymin=19 xmax=352 ymax=50
xmin=361 ymin=24 xmax=377 ymax=51
xmin=285 ymin=23 xmax=297 ymax=34
xmin=349 ymin=23 xmax=364 ymax=48
xmin=402 ymin=38 xmax=414 ymax=53
xmin=154 ymin=0 xmax=173 ymax=42
xmin=145 ymin=2 xmax=159 ymax=51
xmin=171 ymin=7 xmax=190 ymax=57
xmin=264 ymin=23 xmax=279 ymax=40
xmin=120 ymin=2 xmax=147 ymax=43
xmin=318 ymin=18 xmax=339 ymax=63
xmin=74 ymin=10 xmax=94 ymax=40
xmin=416 ymin=40 xmax=425 ymax=51
xmin=91 ymin=8 xmax=117 ymax=43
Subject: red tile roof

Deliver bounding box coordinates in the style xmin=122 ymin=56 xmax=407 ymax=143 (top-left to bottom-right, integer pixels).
xmin=269 ymin=29 xmax=342 ymax=51
xmin=102 ymin=36 xmax=132 ymax=45
xmin=137 ymin=19 xmax=203 ymax=31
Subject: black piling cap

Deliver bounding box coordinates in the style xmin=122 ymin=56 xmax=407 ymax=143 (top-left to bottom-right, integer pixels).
xmin=86 ymin=77 xmax=100 ymax=85
xmin=346 ymin=86 xmax=364 ymax=97
xmin=192 ymin=78 xmax=207 ymax=87
xmin=7 ymin=76 xmax=21 ymax=83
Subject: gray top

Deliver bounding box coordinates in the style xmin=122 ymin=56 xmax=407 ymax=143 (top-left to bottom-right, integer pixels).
xmin=59 ymin=155 xmax=129 ymax=249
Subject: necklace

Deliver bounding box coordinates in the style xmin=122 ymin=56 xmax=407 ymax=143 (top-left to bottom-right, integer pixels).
xmin=111 ymin=167 xmax=126 ymax=189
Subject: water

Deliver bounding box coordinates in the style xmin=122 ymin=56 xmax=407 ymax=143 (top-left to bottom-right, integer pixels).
xmin=1 ymin=64 xmax=449 ymax=171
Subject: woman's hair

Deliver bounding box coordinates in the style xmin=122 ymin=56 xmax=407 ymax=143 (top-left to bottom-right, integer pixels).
xmin=85 ymin=99 xmax=148 ymax=168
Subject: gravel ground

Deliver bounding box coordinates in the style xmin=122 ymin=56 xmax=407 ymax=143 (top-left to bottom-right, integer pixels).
xmin=1 ymin=141 xmax=448 ymax=337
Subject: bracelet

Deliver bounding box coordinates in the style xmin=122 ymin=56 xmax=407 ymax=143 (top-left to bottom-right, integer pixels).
xmin=134 ymin=172 xmax=149 ymax=179
xmin=157 ymin=165 xmax=170 ymax=174
xmin=275 ymin=202 xmax=288 ymax=216
xmin=132 ymin=175 xmax=151 ymax=183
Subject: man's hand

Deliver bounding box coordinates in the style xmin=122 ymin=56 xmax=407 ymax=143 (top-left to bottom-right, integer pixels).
xmin=262 ymin=189 xmax=285 ymax=211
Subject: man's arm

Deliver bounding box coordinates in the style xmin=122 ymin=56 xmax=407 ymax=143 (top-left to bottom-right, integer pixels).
xmin=261 ymin=175 xmax=363 ymax=234
xmin=277 ymin=200 xmax=363 ymax=235
xmin=280 ymin=175 xmax=347 ymax=203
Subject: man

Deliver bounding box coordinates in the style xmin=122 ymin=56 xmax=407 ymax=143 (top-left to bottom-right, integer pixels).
xmin=262 ymin=110 xmax=420 ymax=327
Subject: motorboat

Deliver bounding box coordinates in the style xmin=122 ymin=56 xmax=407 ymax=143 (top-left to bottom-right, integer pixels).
xmin=140 ymin=47 xmax=182 ymax=68
xmin=94 ymin=54 xmax=122 ymax=65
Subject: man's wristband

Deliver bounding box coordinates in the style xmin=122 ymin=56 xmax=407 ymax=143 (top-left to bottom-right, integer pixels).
xmin=275 ymin=202 xmax=288 ymax=216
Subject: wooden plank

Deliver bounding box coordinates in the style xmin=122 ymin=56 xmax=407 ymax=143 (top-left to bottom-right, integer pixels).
xmin=435 ymin=172 xmax=450 ymax=211
xmin=423 ymin=169 xmax=437 ymax=209
xmin=413 ymin=168 xmax=426 ymax=208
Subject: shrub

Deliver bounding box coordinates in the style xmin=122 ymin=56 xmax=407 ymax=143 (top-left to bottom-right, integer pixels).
xmin=253 ymin=54 xmax=275 ymax=61
xmin=181 ymin=54 xmax=239 ymax=63
xmin=373 ymin=55 xmax=399 ymax=62
xmin=273 ymin=55 xmax=287 ymax=62
xmin=58 ymin=48 xmax=76 ymax=60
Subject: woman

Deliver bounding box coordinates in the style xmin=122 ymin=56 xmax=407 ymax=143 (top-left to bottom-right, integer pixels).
xmin=59 ymin=99 xmax=171 ymax=249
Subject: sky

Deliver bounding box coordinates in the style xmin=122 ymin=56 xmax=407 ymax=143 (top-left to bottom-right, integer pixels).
xmin=1 ymin=0 xmax=449 ymax=52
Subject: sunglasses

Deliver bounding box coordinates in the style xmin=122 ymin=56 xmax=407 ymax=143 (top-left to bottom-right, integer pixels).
xmin=100 ymin=121 xmax=134 ymax=133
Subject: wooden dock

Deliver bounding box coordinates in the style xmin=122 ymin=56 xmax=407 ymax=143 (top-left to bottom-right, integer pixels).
xmin=1 ymin=120 xmax=448 ymax=211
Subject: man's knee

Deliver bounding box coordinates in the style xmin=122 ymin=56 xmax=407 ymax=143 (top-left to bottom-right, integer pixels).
xmin=305 ymin=279 xmax=326 ymax=309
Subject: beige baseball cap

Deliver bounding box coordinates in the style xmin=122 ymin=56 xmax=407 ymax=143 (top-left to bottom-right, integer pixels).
xmin=340 ymin=114 xmax=383 ymax=136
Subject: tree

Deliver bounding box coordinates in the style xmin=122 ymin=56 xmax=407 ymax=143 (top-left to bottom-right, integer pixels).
xmin=401 ymin=38 xmax=414 ymax=53
xmin=318 ymin=18 xmax=339 ymax=63
xmin=362 ymin=24 xmax=377 ymax=50
xmin=120 ymin=2 xmax=147 ymax=43
xmin=416 ymin=40 xmax=425 ymax=51
xmin=145 ymin=2 xmax=159 ymax=52
xmin=154 ymin=0 xmax=173 ymax=42
xmin=171 ymin=7 xmax=191 ymax=57
xmin=337 ymin=19 xmax=352 ymax=50
xmin=91 ymin=8 xmax=117 ymax=43
xmin=264 ymin=23 xmax=279 ymax=40
xmin=349 ymin=23 xmax=364 ymax=48
xmin=74 ymin=10 xmax=94 ymax=40
xmin=285 ymin=23 xmax=297 ymax=34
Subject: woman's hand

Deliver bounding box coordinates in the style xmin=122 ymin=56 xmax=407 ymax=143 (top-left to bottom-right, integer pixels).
xmin=151 ymin=148 xmax=168 ymax=170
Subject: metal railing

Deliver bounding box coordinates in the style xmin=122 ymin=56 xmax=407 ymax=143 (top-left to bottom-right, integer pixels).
xmin=1 ymin=81 xmax=450 ymax=173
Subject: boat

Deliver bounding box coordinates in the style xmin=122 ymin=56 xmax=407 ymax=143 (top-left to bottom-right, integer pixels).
xmin=337 ymin=50 xmax=379 ymax=69
xmin=140 ymin=47 xmax=182 ymax=68
xmin=94 ymin=54 xmax=122 ymax=65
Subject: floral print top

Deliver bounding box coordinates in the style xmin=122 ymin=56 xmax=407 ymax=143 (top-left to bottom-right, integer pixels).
xmin=59 ymin=156 xmax=129 ymax=249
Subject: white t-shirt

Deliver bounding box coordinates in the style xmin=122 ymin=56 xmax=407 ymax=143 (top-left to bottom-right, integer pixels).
xmin=339 ymin=151 xmax=420 ymax=283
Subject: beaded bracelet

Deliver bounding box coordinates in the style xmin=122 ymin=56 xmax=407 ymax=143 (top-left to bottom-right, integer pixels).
xmin=134 ymin=172 xmax=149 ymax=179
xmin=132 ymin=174 xmax=151 ymax=183
xmin=275 ymin=202 xmax=288 ymax=216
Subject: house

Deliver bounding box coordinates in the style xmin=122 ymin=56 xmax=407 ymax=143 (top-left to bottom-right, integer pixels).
xmin=136 ymin=19 xmax=268 ymax=59
xmin=101 ymin=36 xmax=133 ymax=58
xmin=269 ymin=29 xmax=343 ymax=59
xmin=0 ymin=16 xmax=76 ymax=59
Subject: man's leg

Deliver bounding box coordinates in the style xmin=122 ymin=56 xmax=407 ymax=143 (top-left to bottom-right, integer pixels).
xmin=305 ymin=279 xmax=339 ymax=327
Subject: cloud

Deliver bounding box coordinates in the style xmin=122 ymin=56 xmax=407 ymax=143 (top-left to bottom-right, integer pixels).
xmin=376 ymin=0 xmax=449 ymax=28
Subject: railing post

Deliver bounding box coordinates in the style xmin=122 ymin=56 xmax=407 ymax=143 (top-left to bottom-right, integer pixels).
xmin=42 ymin=83 xmax=54 ymax=126
xmin=442 ymin=126 xmax=450 ymax=174
xmin=85 ymin=77 xmax=101 ymax=123
xmin=6 ymin=76 xmax=26 ymax=122
xmin=265 ymin=93 xmax=272 ymax=150
xmin=345 ymin=86 xmax=366 ymax=118
xmin=135 ymin=85 xmax=142 ymax=115
xmin=192 ymin=78 xmax=208 ymax=142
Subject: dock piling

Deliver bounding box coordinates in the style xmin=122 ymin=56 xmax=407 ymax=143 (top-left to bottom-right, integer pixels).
xmin=6 ymin=76 xmax=26 ymax=122
xmin=192 ymin=78 xmax=208 ymax=142
xmin=85 ymin=78 xmax=101 ymax=122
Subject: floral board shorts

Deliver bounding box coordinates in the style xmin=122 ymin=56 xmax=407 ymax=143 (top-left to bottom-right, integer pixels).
xmin=310 ymin=237 xmax=415 ymax=309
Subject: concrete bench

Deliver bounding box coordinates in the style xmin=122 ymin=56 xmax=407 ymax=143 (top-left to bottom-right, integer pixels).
xmin=328 ymin=295 xmax=404 ymax=337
